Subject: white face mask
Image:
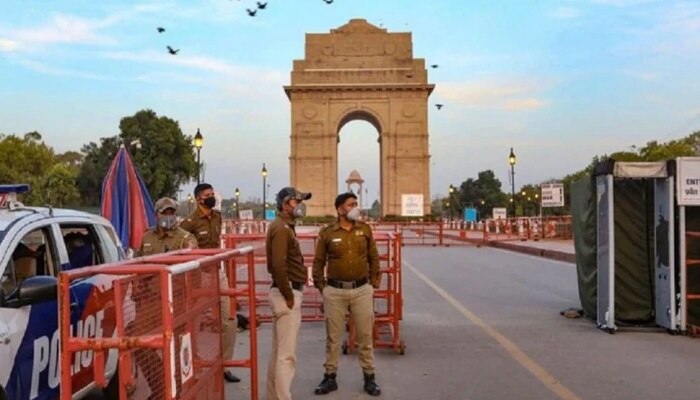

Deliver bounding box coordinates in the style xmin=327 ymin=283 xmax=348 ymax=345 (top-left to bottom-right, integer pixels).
xmin=292 ymin=203 xmax=306 ymax=218
xmin=346 ymin=207 xmax=361 ymax=221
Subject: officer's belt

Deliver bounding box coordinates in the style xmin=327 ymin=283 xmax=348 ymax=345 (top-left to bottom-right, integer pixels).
xmin=327 ymin=277 xmax=368 ymax=289
xmin=271 ymin=281 xmax=304 ymax=291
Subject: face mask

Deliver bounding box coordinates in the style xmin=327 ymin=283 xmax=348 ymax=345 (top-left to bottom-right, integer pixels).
xmin=346 ymin=207 xmax=361 ymax=221
xmin=158 ymin=215 xmax=178 ymax=230
xmin=203 ymin=197 xmax=217 ymax=209
xmin=292 ymin=203 xmax=306 ymax=218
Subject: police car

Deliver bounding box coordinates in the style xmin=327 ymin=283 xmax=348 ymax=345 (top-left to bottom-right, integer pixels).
xmin=0 ymin=184 xmax=125 ymax=400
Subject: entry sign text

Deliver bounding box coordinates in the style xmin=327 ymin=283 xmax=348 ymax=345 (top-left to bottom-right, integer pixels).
xmin=541 ymin=183 xmax=565 ymax=208
xmin=401 ymin=194 xmax=424 ymax=216
xmin=677 ymin=158 xmax=700 ymax=206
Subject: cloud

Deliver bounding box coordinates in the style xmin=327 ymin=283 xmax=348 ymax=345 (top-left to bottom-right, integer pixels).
xmin=14 ymin=14 xmax=116 ymax=47
xmin=621 ymin=69 xmax=658 ymax=81
xmin=549 ymin=7 xmax=581 ymax=20
xmin=434 ymin=78 xmax=547 ymax=111
xmin=12 ymin=58 xmax=124 ymax=81
xmin=589 ymin=0 xmax=659 ymax=6
xmin=504 ymin=99 xmax=545 ymax=110
xmin=0 ymin=38 xmax=20 ymax=52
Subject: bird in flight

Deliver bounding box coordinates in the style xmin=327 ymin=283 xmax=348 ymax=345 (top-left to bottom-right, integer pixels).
xmin=435 ymin=104 xmax=443 ymax=110
xmin=157 ymin=27 xmax=165 ymax=33
xmin=167 ymin=46 xmax=179 ymax=55
xmin=257 ymin=1 xmax=267 ymax=9
xmin=430 ymin=64 xmax=439 ymax=69
xmin=323 ymin=0 xmax=333 ymax=4
xmin=246 ymin=8 xmax=257 ymax=16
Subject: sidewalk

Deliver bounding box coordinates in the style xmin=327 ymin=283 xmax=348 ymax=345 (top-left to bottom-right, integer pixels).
xmin=445 ymin=229 xmax=575 ymax=263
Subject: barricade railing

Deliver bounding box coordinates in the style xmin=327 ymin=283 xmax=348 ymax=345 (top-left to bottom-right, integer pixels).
xmin=482 ymin=216 xmax=573 ymax=243
xmin=223 ymin=228 xmax=406 ymax=354
xmin=223 ymin=232 xmax=324 ymax=323
xmin=58 ymin=247 xmax=259 ymax=400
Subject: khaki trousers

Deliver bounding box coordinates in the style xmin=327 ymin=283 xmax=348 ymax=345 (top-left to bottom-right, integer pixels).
xmin=220 ymin=269 xmax=236 ymax=365
xmin=266 ymin=288 xmax=302 ymax=400
xmin=322 ymin=283 xmax=375 ymax=375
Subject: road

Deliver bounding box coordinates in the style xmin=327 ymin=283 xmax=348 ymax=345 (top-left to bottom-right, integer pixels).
xmin=227 ymin=245 xmax=700 ymax=400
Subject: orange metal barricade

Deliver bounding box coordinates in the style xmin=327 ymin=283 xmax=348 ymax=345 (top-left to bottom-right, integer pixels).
xmin=223 ymin=232 xmax=325 ymax=323
xmin=58 ymin=247 xmax=260 ymax=400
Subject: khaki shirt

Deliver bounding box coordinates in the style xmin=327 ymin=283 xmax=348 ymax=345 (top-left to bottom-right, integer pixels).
xmin=137 ymin=227 xmax=198 ymax=257
xmin=180 ymin=206 xmax=222 ymax=249
xmin=312 ymin=221 xmax=380 ymax=291
xmin=266 ymin=214 xmax=306 ymax=301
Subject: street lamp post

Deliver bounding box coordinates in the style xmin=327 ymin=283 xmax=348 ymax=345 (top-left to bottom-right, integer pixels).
xmin=261 ymin=163 xmax=267 ymax=220
xmin=194 ymin=129 xmax=203 ymax=184
xmin=508 ymin=148 xmax=516 ymax=217
xmin=235 ymin=187 xmax=240 ymax=220
xmin=448 ymin=184 xmax=455 ymax=223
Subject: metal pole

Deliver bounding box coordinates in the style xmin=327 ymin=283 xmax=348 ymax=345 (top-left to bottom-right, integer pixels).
xmin=511 ymin=164 xmax=515 ymax=217
xmin=196 ymin=148 xmax=201 ymax=185
xmin=262 ymin=178 xmax=266 ymax=220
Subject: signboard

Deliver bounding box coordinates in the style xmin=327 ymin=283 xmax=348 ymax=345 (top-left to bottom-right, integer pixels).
xmin=265 ymin=209 xmax=277 ymax=221
xmin=401 ymin=194 xmax=424 ymax=217
xmin=464 ymin=208 xmax=477 ymax=222
xmin=541 ymin=183 xmax=565 ymax=208
xmin=676 ymin=157 xmax=700 ymax=205
xmin=492 ymin=207 xmax=507 ymax=220
xmin=239 ymin=209 xmax=254 ymax=220
xmin=179 ymin=332 xmax=194 ymax=384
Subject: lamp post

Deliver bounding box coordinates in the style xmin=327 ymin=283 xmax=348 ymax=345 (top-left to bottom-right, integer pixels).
xmin=261 ymin=163 xmax=267 ymax=220
xmin=234 ymin=187 xmax=240 ymax=220
xmin=448 ymin=184 xmax=455 ymax=222
xmin=187 ymin=193 xmax=194 ymax=214
xmin=508 ymin=148 xmax=516 ymax=217
xmin=194 ymin=129 xmax=203 ymax=184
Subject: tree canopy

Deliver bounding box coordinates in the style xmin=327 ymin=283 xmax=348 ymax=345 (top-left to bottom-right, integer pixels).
xmin=77 ymin=109 xmax=198 ymax=206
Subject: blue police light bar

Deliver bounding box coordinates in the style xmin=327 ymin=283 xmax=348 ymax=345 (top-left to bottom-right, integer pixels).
xmin=0 ymin=184 xmax=31 ymax=194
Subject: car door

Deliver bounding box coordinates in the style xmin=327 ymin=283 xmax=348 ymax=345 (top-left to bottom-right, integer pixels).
xmin=0 ymin=221 xmax=61 ymax=400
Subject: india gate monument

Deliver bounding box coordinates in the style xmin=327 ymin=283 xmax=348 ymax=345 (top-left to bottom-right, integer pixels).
xmin=284 ymin=19 xmax=434 ymax=217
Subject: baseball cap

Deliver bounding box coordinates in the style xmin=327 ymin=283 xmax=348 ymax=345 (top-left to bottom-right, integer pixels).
xmin=154 ymin=197 xmax=178 ymax=213
xmin=275 ymin=187 xmax=311 ymax=209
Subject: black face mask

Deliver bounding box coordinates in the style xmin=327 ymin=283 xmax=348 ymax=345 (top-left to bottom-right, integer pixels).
xmin=203 ymin=197 xmax=216 ymax=209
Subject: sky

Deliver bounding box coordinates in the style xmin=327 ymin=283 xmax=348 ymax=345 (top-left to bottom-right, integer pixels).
xmin=2 ymin=0 xmax=700 ymax=205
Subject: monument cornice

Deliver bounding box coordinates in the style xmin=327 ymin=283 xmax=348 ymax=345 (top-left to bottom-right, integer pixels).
xmin=284 ymin=84 xmax=434 ymax=98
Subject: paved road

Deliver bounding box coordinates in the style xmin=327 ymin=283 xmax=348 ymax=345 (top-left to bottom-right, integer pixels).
xmin=227 ymin=245 xmax=700 ymax=400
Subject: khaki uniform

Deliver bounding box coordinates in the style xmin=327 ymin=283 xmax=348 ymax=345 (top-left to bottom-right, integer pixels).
xmin=180 ymin=206 xmax=222 ymax=249
xmin=312 ymin=220 xmax=380 ymax=376
xmin=180 ymin=205 xmax=237 ymax=373
xmin=137 ymin=227 xmax=197 ymax=256
xmin=265 ymin=214 xmax=305 ymax=400
xmin=135 ymin=226 xmax=196 ymax=395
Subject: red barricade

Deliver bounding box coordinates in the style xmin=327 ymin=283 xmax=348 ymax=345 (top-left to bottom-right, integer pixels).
xmin=58 ymin=247 xmax=259 ymax=400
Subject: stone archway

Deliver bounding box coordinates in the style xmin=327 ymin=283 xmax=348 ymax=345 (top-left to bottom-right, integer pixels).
xmin=284 ymin=19 xmax=434 ymax=217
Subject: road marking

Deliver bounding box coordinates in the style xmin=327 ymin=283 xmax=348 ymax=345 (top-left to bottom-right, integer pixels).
xmin=403 ymin=259 xmax=582 ymax=400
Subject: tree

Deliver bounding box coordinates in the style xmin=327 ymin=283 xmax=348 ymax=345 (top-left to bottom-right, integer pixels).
xmin=119 ymin=110 xmax=197 ymax=199
xmin=77 ymin=136 xmax=120 ymax=206
xmin=76 ymin=109 xmax=198 ymax=206
xmin=39 ymin=164 xmax=81 ymax=207
xmin=457 ymin=170 xmax=508 ymax=220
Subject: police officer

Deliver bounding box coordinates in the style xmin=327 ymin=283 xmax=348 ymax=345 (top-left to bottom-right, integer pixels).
xmin=312 ymin=192 xmax=381 ymax=397
xmin=135 ymin=196 xmax=196 ymax=397
xmin=138 ymin=197 xmax=197 ymax=256
xmin=180 ymin=183 xmax=240 ymax=383
xmin=265 ymin=186 xmax=311 ymax=400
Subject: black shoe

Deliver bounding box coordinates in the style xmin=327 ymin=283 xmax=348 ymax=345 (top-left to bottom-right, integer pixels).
xmin=224 ymin=371 xmax=241 ymax=383
xmin=314 ymin=373 xmax=338 ymax=395
xmin=363 ymin=373 xmax=381 ymax=396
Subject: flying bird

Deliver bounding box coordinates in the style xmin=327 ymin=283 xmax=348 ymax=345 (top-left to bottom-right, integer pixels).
xmin=157 ymin=27 xmax=165 ymax=33
xmin=256 ymin=1 xmax=267 ymax=9
xmin=435 ymin=104 xmax=443 ymax=110
xmin=246 ymin=8 xmax=257 ymax=16
xmin=167 ymin=46 xmax=179 ymax=55
xmin=323 ymin=0 xmax=333 ymax=4
xmin=430 ymin=64 xmax=439 ymax=69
